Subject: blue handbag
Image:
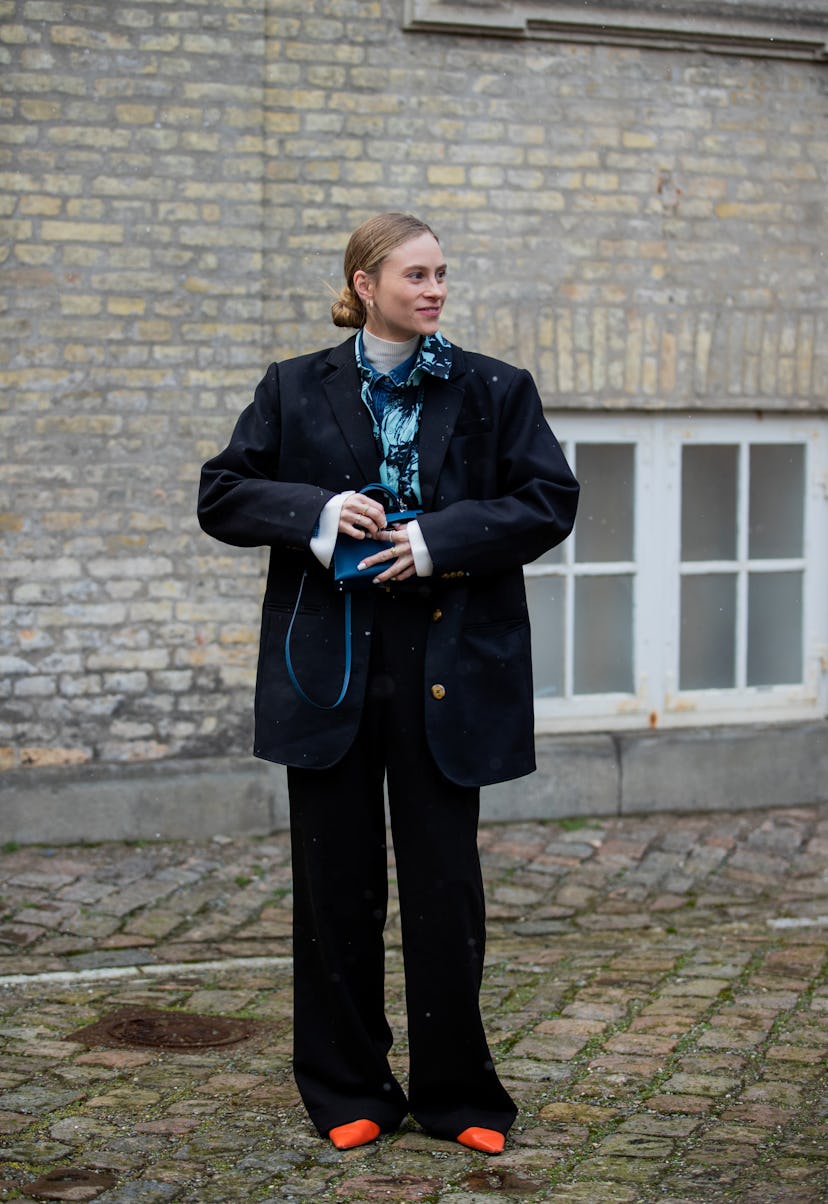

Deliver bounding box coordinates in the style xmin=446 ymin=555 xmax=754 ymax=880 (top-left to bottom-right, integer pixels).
xmin=333 ymin=482 xmax=422 ymax=591
xmin=286 ymin=483 xmax=422 ymax=709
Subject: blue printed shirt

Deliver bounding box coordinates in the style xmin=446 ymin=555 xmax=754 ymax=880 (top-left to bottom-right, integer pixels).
xmin=355 ymin=329 xmax=453 ymax=509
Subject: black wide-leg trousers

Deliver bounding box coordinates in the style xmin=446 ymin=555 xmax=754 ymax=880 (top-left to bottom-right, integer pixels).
xmin=287 ymin=590 xmax=517 ymax=1141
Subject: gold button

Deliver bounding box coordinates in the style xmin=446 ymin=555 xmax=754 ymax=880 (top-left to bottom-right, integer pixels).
xmin=432 ymin=609 xmax=443 ymax=622
xmin=431 ymin=683 xmax=446 ymax=700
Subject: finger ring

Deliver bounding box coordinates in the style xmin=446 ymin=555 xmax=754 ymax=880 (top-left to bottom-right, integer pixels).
xmin=361 ymin=506 xmax=368 ymax=515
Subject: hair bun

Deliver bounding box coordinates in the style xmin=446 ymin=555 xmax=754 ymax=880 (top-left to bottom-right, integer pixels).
xmin=331 ymin=286 xmax=364 ymax=329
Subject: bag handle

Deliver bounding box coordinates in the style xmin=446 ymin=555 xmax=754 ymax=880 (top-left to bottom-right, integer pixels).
xmin=361 ymin=481 xmax=404 ymax=513
xmin=285 ymin=571 xmax=352 ymax=710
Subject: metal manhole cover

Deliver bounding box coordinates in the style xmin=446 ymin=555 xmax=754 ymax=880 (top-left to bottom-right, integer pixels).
xmin=65 ymin=1005 xmax=263 ymax=1050
xmin=21 ymin=1167 xmax=118 ymax=1200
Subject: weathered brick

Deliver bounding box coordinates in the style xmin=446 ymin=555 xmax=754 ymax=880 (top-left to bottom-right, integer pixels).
xmin=40 ymin=220 xmax=124 ymax=243
xmin=19 ymin=745 xmax=92 ymax=767
xmin=114 ymin=103 xmax=156 ymax=124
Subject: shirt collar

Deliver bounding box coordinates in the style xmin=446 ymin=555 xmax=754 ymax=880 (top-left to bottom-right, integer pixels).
xmin=356 ymin=329 xmax=452 ymax=387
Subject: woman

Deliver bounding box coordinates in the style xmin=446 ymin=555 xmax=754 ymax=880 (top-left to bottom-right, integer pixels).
xmin=198 ymin=213 xmax=579 ymax=1155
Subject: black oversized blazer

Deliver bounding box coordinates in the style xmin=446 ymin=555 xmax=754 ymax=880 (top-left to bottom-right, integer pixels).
xmin=197 ymin=334 xmax=579 ymax=787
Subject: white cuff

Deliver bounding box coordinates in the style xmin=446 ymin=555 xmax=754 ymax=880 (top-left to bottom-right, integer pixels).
xmin=310 ymin=491 xmax=354 ymax=569
xmin=407 ymin=519 xmax=433 ymax=577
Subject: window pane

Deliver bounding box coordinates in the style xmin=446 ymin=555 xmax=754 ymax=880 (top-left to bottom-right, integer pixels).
xmin=575 ymin=444 xmax=634 ymax=563
xmin=749 ymin=444 xmax=805 ymax=559
xmin=748 ymin=571 xmax=803 ymax=685
xmin=573 ymin=575 xmax=633 ymax=694
xmin=680 ymin=574 xmax=736 ymax=689
xmin=527 ymin=577 xmax=564 ymax=697
xmin=532 ymin=543 xmax=564 ymax=566
xmin=682 ymin=445 xmax=738 ymax=561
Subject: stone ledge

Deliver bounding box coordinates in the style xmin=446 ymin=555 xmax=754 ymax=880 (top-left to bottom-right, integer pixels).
xmin=1 ymin=720 xmax=824 ymax=845
xmin=403 ymin=0 xmax=828 ymax=61
xmin=0 ymin=757 xmax=287 ymax=846
xmin=618 ymin=720 xmax=828 ymax=814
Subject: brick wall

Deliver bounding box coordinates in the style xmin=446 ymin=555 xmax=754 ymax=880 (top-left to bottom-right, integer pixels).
xmin=2 ymin=0 xmax=826 ymax=773
xmin=264 ymin=2 xmax=827 ymax=410
xmin=1 ymin=0 xmax=269 ymax=770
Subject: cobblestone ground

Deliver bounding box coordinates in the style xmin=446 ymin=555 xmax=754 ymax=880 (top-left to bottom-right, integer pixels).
xmin=0 ymin=804 xmax=826 ymax=1203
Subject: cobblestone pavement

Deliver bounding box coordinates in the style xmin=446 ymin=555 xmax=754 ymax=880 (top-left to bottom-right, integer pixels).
xmin=0 ymin=804 xmax=826 ymax=1203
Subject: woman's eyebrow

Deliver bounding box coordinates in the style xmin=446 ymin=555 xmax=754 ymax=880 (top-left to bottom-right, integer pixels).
xmin=401 ymin=261 xmax=448 ymax=272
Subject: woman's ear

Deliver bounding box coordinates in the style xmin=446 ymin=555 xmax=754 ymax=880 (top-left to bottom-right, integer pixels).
xmin=353 ymin=269 xmax=373 ymax=305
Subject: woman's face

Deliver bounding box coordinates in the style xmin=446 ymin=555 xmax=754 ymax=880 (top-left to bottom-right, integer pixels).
xmin=355 ymin=232 xmax=447 ymax=342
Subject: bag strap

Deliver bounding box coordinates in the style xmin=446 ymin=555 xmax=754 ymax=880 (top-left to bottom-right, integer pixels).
xmin=361 ymin=481 xmax=403 ymax=511
xmin=285 ymin=571 xmax=352 ymax=710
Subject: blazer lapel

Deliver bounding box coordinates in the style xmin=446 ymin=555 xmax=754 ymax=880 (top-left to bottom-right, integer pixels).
xmin=321 ymin=337 xmax=382 ymax=485
xmin=417 ymin=346 xmax=466 ymax=512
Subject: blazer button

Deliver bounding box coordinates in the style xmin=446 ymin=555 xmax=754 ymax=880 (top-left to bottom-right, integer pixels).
xmin=431 ymin=683 xmax=446 ymax=700
xmin=432 ymin=609 xmax=443 ymax=622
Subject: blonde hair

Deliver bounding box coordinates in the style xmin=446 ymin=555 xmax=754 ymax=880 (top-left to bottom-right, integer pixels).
xmin=331 ymin=212 xmax=439 ymax=328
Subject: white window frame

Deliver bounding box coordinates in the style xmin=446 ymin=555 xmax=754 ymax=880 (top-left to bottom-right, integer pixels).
xmin=530 ymin=413 xmax=828 ymax=733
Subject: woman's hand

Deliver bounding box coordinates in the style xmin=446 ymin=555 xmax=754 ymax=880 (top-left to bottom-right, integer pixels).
xmin=358 ymin=525 xmax=416 ymax=583
xmin=338 ymin=492 xmax=387 ymax=540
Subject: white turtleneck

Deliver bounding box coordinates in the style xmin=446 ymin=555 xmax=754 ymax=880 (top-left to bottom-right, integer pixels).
xmin=361 ymin=328 xmax=420 ymax=375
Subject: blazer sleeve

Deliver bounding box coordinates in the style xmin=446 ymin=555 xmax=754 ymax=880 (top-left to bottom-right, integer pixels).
xmin=197 ymin=362 xmax=333 ymax=549
xmin=418 ymin=366 xmax=579 ymax=574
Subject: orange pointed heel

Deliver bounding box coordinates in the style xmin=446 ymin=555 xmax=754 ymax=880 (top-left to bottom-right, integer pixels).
xmin=328 ymin=1119 xmax=381 ymax=1150
xmin=457 ymin=1126 xmax=505 ymax=1155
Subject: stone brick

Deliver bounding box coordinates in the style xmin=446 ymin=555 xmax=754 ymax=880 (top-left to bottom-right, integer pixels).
xmin=19 ymin=745 xmax=91 ymax=767
xmin=40 ymin=220 xmax=124 ymax=243
xmin=18 ymin=193 xmax=62 ymax=217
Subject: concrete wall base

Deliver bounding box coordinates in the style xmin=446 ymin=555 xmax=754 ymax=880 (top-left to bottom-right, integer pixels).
xmin=1 ymin=721 xmax=825 ymax=845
